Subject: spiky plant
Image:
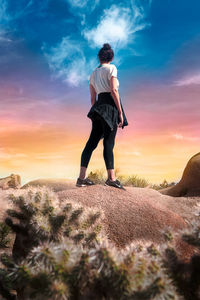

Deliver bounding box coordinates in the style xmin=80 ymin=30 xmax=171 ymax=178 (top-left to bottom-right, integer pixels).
xmin=162 ymin=203 xmax=200 ymax=300
xmin=3 ymin=187 xmax=103 ymax=264
xmin=0 ymin=223 xmax=11 ymax=249
xmin=0 ymin=237 xmax=181 ymax=300
xmin=0 ymin=186 xmax=200 ymax=300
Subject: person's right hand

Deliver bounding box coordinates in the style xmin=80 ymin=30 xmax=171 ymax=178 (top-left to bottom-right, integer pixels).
xmin=118 ymin=112 xmax=124 ymax=128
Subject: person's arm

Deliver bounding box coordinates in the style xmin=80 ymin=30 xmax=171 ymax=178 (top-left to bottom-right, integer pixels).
xmin=110 ymin=77 xmax=122 ymax=114
xmin=108 ymin=65 xmax=122 ymax=114
xmin=108 ymin=65 xmax=123 ymax=127
xmin=89 ymin=83 xmax=97 ymax=106
xmin=110 ymin=77 xmax=123 ymax=127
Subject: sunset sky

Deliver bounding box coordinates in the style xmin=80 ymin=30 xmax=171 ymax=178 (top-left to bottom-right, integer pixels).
xmin=0 ymin=0 xmax=199 ymax=186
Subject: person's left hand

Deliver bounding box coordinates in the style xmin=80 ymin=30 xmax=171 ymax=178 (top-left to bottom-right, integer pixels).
xmin=118 ymin=112 xmax=123 ymax=128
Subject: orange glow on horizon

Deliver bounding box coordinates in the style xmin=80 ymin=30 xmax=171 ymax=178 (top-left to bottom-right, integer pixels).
xmin=0 ymin=82 xmax=199 ymax=186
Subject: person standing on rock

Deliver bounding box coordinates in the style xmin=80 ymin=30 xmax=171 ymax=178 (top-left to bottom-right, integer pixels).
xmin=76 ymin=43 xmax=128 ymax=189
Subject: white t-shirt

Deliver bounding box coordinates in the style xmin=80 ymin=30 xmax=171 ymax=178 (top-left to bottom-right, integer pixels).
xmin=89 ymin=63 xmax=119 ymax=95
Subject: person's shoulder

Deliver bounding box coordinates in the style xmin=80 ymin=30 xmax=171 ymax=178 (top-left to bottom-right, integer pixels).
xmin=90 ymin=67 xmax=97 ymax=77
xmin=107 ymin=64 xmax=118 ymax=75
xmin=91 ymin=68 xmax=96 ymax=74
xmin=109 ymin=63 xmax=117 ymax=69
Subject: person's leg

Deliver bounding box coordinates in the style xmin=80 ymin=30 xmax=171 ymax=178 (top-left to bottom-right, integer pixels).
xmin=103 ymin=123 xmax=118 ymax=181
xmin=107 ymin=168 xmax=116 ymax=181
xmin=79 ymin=118 xmax=103 ymax=180
xmin=79 ymin=166 xmax=87 ymax=180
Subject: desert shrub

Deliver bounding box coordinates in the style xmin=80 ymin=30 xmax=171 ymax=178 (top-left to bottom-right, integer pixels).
xmin=0 ymin=187 xmax=200 ymax=299
xmin=151 ymin=180 xmax=177 ymax=190
xmin=88 ymin=168 xmax=178 ymax=190
xmin=88 ymin=168 xmax=150 ymax=187
xmin=120 ymin=174 xmax=150 ymax=187
xmin=88 ymin=168 xmax=106 ymax=184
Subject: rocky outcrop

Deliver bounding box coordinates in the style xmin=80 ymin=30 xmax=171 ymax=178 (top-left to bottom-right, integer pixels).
xmin=57 ymin=184 xmax=198 ymax=260
xmin=159 ymin=152 xmax=200 ymax=197
xmin=0 ymin=174 xmax=21 ymax=190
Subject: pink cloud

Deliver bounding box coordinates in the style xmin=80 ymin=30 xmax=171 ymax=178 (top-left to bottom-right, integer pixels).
xmin=174 ymin=73 xmax=200 ymax=86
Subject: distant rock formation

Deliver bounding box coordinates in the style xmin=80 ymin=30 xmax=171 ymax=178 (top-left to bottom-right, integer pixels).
xmin=21 ymin=178 xmax=76 ymax=192
xmin=0 ymin=174 xmax=21 ymax=190
xmin=159 ymin=152 xmax=200 ymax=197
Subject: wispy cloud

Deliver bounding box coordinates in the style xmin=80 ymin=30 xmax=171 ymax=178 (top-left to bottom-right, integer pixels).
xmin=66 ymin=0 xmax=99 ymax=9
xmin=171 ymin=133 xmax=199 ymax=141
xmin=42 ymin=0 xmax=151 ymax=86
xmin=0 ymin=0 xmax=11 ymax=24
xmin=0 ymin=147 xmax=28 ymax=159
xmin=124 ymin=150 xmax=142 ymax=156
xmin=0 ymin=0 xmax=12 ymax=42
xmin=34 ymin=153 xmax=65 ymax=160
xmin=82 ymin=3 xmax=150 ymax=50
xmin=0 ymin=0 xmax=42 ymax=43
xmin=173 ymin=73 xmax=200 ymax=86
xmin=41 ymin=36 xmax=96 ymax=86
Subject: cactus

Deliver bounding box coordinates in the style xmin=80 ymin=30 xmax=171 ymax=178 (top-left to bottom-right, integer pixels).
xmin=0 ymin=186 xmax=200 ymax=299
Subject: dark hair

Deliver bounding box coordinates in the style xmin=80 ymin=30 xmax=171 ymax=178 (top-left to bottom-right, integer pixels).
xmin=98 ymin=43 xmax=114 ymax=63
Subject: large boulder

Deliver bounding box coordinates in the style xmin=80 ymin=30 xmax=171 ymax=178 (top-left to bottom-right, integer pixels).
xmin=159 ymin=152 xmax=200 ymax=197
xmin=0 ymin=174 xmax=21 ymax=190
xmin=20 ymin=177 xmax=200 ymax=260
xmin=57 ymin=184 xmax=198 ymax=260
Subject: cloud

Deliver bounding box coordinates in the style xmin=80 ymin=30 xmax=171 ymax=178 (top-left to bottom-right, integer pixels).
xmin=41 ymin=36 xmax=96 ymax=86
xmin=0 ymin=148 xmax=28 ymax=159
xmin=124 ymin=150 xmax=142 ymax=156
xmin=66 ymin=0 xmax=99 ymax=9
xmin=0 ymin=0 xmax=11 ymax=24
xmin=82 ymin=2 xmax=150 ymax=49
xmin=0 ymin=31 xmax=12 ymax=42
xmin=34 ymin=153 xmax=65 ymax=160
xmin=173 ymin=73 xmax=200 ymax=86
xmin=42 ymin=0 xmax=151 ymax=86
xmin=0 ymin=0 xmax=12 ymax=42
xmin=0 ymin=0 xmax=44 ymax=43
xmin=65 ymin=0 xmax=100 ymax=26
xmin=171 ymin=133 xmax=199 ymax=141
xmin=172 ymin=134 xmax=184 ymax=140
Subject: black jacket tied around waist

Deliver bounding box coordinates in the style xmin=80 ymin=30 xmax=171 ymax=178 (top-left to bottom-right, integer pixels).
xmin=87 ymin=92 xmax=128 ymax=131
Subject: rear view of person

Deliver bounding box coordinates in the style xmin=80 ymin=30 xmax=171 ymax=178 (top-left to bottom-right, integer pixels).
xmin=76 ymin=43 xmax=128 ymax=189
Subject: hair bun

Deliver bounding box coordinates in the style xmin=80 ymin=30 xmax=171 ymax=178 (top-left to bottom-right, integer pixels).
xmin=103 ymin=43 xmax=111 ymax=50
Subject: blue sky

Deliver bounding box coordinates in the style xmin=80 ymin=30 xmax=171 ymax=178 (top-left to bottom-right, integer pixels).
xmin=1 ymin=0 xmax=200 ymax=99
xmin=0 ymin=0 xmax=200 ymax=184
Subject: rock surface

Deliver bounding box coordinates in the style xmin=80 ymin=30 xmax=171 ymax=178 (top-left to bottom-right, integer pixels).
xmin=159 ymin=152 xmax=200 ymax=197
xmin=56 ymin=183 xmax=199 ymax=260
xmin=0 ymin=174 xmax=21 ymax=190
xmin=57 ymin=184 xmax=197 ymax=244
xmin=2 ymin=179 xmax=199 ymax=261
xmin=21 ymin=178 xmax=75 ymax=192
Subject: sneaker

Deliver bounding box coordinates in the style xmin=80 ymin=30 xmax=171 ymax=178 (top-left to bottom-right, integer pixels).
xmin=76 ymin=177 xmax=95 ymax=187
xmin=104 ymin=178 xmax=126 ymax=190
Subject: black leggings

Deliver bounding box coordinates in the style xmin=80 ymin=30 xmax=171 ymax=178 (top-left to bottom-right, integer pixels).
xmin=81 ymin=115 xmax=118 ymax=170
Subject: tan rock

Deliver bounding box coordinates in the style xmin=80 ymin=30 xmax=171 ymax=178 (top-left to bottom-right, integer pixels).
xmin=20 ymin=178 xmax=200 ymax=260
xmin=21 ymin=178 xmax=75 ymax=192
xmin=57 ymin=184 xmax=199 ymax=260
xmin=0 ymin=174 xmax=21 ymax=190
xmin=159 ymin=152 xmax=200 ymax=197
